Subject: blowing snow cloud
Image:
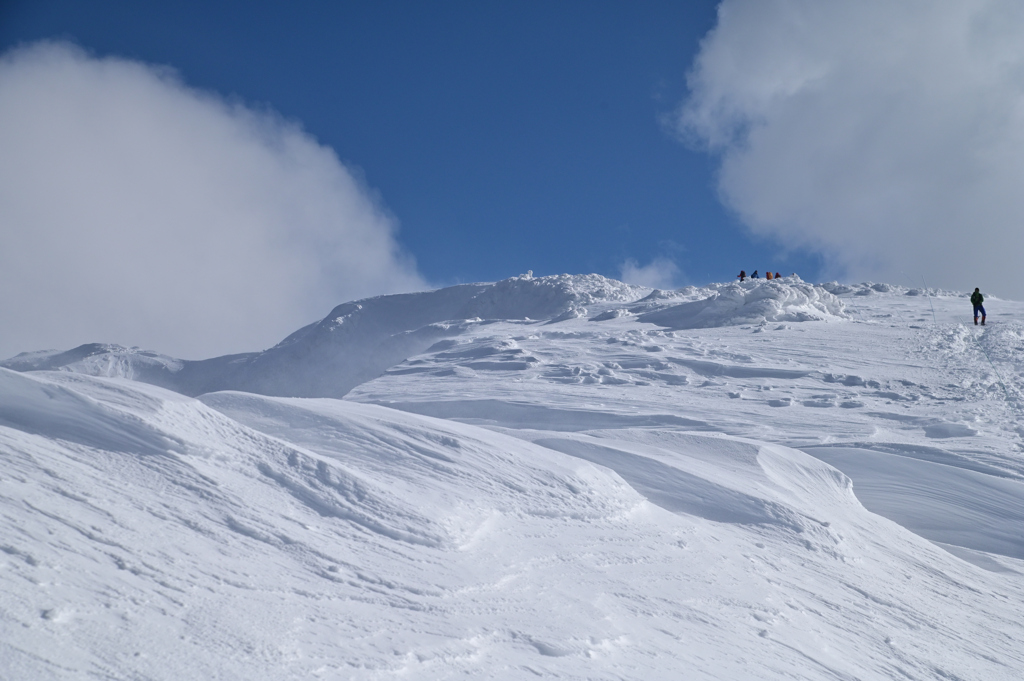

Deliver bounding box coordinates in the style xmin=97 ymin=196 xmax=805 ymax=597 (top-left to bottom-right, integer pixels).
xmin=0 ymin=42 xmax=425 ymax=360
xmin=679 ymin=0 xmax=1024 ymax=297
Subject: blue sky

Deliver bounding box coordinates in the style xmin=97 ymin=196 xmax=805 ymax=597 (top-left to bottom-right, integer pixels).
xmin=5 ymin=1 xmax=1022 ymax=359
xmin=0 ymin=0 xmax=818 ymax=289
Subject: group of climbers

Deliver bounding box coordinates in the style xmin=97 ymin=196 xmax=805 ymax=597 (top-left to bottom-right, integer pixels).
xmin=736 ymin=270 xmax=782 ymax=282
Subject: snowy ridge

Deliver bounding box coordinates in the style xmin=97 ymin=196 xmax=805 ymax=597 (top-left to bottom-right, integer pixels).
xmin=3 ymin=274 xmax=844 ymax=398
xmin=5 ymin=274 xmax=1024 ymax=679
xmin=637 ymin=277 xmax=847 ymax=329
xmin=820 ymin=280 xmax=964 ymax=298
xmin=1 ymin=343 xmax=184 ymax=378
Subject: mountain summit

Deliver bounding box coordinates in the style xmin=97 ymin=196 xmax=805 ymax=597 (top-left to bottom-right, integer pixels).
xmin=2 ymin=273 xmax=845 ymax=398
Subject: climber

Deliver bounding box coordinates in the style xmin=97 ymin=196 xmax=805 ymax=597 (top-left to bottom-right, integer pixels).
xmin=971 ymin=288 xmax=986 ymax=326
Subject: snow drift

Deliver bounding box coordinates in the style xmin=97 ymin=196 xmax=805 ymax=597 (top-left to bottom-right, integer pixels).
xmin=637 ymin=278 xmax=847 ymax=329
xmin=4 ymin=367 xmax=1024 ymax=680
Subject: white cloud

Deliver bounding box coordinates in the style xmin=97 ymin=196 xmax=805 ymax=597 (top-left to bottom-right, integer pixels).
xmin=619 ymin=257 xmax=681 ymax=289
xmin=678 ymin=0 xmax=1024 ymax=297
xmin=0 ymin=41 xmax=426 ymax=360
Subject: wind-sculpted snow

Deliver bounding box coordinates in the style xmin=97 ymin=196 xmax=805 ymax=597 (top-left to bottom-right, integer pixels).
xmin=533 ymin=435 xmax=818 ymax=528
xmin=459 ymin=272 xmax=648 ymax=320
xmin=375 ymin=398 xmax=714 ymax=431
xmin=0 ymin=369 xmax=183 ymax=456
xmin=637 ymin=279 xmax=848 ymax=329
xmin=807 ymin=446 xmax=1024 ymax=560
xmin=1 ymin=276 xmax=843 ymax=399
xmin=7 ymin=276 xmax=1024 ymax=678
xmin=5 ymin=369 xmax=1024 ymax=679
xmin=1 ymin=273 xmax=652 ymax=398
xmin=820 ymin=280 xmax=964 ymax=298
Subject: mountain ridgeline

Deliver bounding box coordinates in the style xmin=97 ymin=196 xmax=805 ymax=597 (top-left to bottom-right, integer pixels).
xmin=1 ymin=273 xmax=847 ymax=398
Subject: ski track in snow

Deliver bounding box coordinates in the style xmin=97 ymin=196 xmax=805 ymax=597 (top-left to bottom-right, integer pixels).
xmin=3 ymin=275 xmax=1024 ymax=679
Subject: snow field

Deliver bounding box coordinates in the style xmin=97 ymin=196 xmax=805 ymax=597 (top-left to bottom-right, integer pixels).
xmin=1 ymin=366 xmax=1023 ymax=678
xmin=4 ymin=275 xmax=1024 ymax=678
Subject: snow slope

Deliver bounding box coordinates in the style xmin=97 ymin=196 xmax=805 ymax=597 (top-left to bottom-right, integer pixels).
xmin=4 ymin=274 xmax=1024 ymax=679
xmin=2 ymin=274 xmax=649 ymax=398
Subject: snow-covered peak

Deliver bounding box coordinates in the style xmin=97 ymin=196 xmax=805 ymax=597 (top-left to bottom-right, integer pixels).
xmin=2 ymin=274 xmax=654 ymax=398
xmin=0 ymin=343 xmax=184 ymax=379
xmin=0 ymin=275 xmax=959 ymax=400
xmin=637 ymin=277 xmax=848 ymax=329
xmin=460 ymin=272 xmax=650 ymax=320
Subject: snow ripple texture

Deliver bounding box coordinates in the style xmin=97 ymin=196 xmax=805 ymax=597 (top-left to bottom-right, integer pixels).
xmin=5 ymin=274 xmax=1024 ymax=680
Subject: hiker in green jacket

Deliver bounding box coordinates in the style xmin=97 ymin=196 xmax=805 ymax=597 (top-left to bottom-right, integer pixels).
xmin=971 ymin=288 xmax=986 ymax=326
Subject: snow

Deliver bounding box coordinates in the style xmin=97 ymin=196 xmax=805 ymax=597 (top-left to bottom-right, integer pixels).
xmin=637 ymin=277 xmax=848 ymax=329
xmin=805 ymin=446 xmax=1024 ymax=560
xmin=3 ymin=274 xmax=1024 ymax=679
